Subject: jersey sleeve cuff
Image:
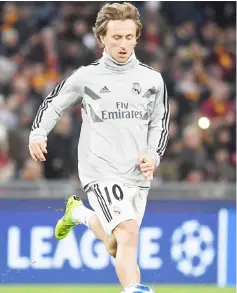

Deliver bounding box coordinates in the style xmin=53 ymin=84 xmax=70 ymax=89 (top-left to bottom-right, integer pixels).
xmin=147 ymin=150 xmax=160 ymax=168
xmin=29 ymin=128 xmax=47 ymax=143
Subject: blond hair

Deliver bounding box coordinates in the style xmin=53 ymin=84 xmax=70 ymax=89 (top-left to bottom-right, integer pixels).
xmin=93 ymin=2 xmax=142 ymax=45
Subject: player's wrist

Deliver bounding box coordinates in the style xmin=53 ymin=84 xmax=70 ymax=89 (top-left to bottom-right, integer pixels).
xmin=146 ymin=151 xmax=160 ymax=168
xmin=29 ymin=128 xmax=47 ymax=143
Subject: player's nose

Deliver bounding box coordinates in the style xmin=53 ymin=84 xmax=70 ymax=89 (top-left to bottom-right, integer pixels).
xmin=120 ymin=39 xmax=126 ymax=50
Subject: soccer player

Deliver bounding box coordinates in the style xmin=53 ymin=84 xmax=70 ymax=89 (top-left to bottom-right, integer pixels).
xmin=29 ymin=2 xmax=169 ymax=291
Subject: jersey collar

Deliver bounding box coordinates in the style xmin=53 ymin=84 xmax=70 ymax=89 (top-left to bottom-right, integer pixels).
xmin=101 ymin=50 xmax=138 ymax=72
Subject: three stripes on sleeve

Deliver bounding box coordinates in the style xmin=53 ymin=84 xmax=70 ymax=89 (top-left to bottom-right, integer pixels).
xmin=32 ymin=79 xmax=67 ymax=130
xmin=139 ymin=62 xmax=169 ymax=159
xmin=156 ymin=83 xmax=169 ymax=159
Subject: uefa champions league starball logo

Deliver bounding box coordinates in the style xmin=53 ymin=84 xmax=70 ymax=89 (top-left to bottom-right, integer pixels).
xmin=171 ymin=220 xmax=215 ymax=277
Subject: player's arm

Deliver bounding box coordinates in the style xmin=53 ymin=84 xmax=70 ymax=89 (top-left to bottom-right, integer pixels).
xmin=29 ymin=69 xmax=84 ymax=162
xmin=139 ymin=75 xmax=170 ymax=179
xmin=147 ymin=74 xmax=170 ymax=167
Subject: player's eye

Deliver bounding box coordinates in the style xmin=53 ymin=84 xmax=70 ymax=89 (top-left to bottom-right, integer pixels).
xmin=113 ymin=36 xmax=121 ymax=40
xmin=126 ymin=35 xmax=133 ymax=40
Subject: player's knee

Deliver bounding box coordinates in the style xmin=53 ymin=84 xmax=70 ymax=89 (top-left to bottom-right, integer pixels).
xmin=104 ymin=234 xmax=117 ymax=258
xmin=113 ymin=220 xmax=139 ymax=246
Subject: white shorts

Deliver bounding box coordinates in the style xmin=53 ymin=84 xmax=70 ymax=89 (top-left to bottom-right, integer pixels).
xmin=87 ymin=181 xmax=149 ymax=235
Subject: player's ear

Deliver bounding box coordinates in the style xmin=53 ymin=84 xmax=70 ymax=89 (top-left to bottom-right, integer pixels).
xmin=100 ymin=35 xmax=105 ymax=46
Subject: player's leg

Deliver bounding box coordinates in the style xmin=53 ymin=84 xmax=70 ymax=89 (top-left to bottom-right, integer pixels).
xmin=88 ymin=182 xmax=141 ymax=289
xmin=89 ymin=216 xmax=140 ymax=279
xmin=113 ymin=219 xmax=140 ymax=288
xmin=73 ymin=206 xmax=118 ymax=257
xmin=112 ymin=187 xmax=148 ymax=288
xmin=88 ymin=213 xmax=117 ymax=257
xmin=77 ymin=202 xmax=141 ymax=278
xmin=70 ymin=199 xmax=140 ymax=279
xmin=127 ymin=188 xmax=149 ymax=286
xmin=55 ymin=188 xmax=140 ymax=285
xmin=89 ymin=215 xmax=140 ymax=279
xmin=55 ymin=195 xmax=118 ymax=257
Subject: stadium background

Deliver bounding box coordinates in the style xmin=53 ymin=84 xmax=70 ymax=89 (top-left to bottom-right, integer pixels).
xmin=0 ymin=1 xmax=236 ymax=293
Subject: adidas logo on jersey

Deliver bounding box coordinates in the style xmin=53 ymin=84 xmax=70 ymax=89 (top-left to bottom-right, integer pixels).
xmin=100 ymin=86 xmax=110 ymax=93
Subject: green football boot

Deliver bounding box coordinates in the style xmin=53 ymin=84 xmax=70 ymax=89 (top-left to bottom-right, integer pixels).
xmin=55 ymin=195 xmax=83 ymax=240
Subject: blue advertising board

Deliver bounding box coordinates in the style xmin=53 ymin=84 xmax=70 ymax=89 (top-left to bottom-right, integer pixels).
xmin=0 ymin=200 xmax=223 ymax=284
xmin=227 ymin=209 xmax=236 ymax=286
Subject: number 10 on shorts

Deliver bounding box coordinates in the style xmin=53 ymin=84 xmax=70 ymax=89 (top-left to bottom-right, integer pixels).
xmin=104 ymin=184 xmax=124 ymax=204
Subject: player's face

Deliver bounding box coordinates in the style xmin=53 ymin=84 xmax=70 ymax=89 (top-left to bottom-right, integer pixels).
xmin=101 ymin=19 xmax=137 ymax=63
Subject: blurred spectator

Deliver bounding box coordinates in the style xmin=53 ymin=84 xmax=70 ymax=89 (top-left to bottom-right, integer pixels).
xmin=21 ymin=158 xmax=50 ymax=196
xmin=0 ymin=124 xmax=15 ymax=181
xmin=44 ymin=113 xmax=77 ymax=179
xmin=8 ymin=127 xmax=28 ymax=175
xmin=21 ymin=158 xmax=43 ymax=182
xmin=214 ymin=148 xmax=235 ymax=181
xmin=186 ymin=169 xmax=204 ymax=183
xmin=0 ymin=56 xmax=17 ymax=85
xmin=0 ymin=1 xmax=235 ymax=182
xmin=179 ymin=126 xmax=207 ymax=181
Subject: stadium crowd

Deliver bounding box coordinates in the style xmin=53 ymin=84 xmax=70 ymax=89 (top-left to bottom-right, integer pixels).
xmin=0 ymin=1 xmax=236 ymax=183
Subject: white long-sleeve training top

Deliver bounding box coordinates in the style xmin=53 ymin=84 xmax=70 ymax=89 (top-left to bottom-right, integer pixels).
xmin=29 ymin=51 xmax=170 ymax=190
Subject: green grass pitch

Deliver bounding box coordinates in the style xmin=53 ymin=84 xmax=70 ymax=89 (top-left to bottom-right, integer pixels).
xmin=0 ymin=285 xmax=235 ymax=293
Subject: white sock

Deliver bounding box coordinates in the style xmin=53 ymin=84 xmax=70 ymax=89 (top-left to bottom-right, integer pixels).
xmin=124 ymin=284 xmax=140 ymax=291
xmin=71 ymin=204 xmax=96 ymax=228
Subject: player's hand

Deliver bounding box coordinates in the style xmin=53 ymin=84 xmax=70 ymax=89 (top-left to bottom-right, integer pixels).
xmin=29 ymin=139 xmax=47 ymax=162
xmin=138 ymin=154 xmax=155 ymax=181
